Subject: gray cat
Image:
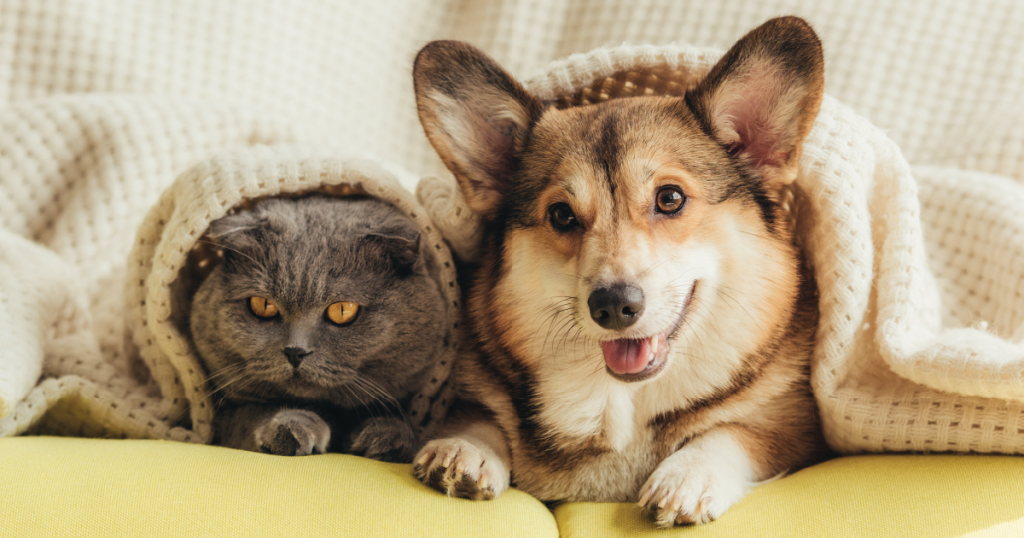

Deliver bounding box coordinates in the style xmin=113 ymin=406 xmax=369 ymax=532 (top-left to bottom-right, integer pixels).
xmin=189 ymin=195 xmax=446 ymax=462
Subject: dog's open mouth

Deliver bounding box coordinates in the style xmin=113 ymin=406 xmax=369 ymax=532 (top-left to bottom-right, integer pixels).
xmin=602 ymin=281 xmax=697 ymax=383
xmin=602 ymin=333 xmax=669 ymax=377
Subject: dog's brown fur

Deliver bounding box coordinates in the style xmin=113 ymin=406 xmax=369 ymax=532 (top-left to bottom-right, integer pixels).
xmin=413 ymin=17 xmax=828 ymax=526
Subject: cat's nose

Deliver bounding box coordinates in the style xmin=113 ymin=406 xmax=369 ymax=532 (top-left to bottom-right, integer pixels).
xmin=283 ymin=347 xmax=311 ymax=368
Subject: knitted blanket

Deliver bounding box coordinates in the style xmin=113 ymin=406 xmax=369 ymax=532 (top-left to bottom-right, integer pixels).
xmin=1 ymin=1 xmax=1023 ymax=455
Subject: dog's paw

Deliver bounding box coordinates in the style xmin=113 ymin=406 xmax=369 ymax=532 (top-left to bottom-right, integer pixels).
xmin=637 ymin=445 xmax=753 ymax=526
xmin=412 ymin=437 xmax=509 ymax=501
xmin=254 ymin=409 xmax=330 ymax=456
xmin=348 ymin=417 xmax=417 ymax=463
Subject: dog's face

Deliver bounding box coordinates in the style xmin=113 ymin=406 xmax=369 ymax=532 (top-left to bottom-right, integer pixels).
xmin=415 ymin=19 xmax=823 ymax=387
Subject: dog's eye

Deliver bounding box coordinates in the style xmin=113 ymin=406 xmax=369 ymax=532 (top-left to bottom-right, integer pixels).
xmin=325 ymin=302 xmax=360 ymax=326
xmin=248 ymin=297 xmax=280 ymax=319
xmin=548 ymin=203 xmax=579 ymax=231
xmin=655 ymin=186 xmax=685 ymax=214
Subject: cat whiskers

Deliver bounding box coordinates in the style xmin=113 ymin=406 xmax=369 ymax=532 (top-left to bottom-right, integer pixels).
xmin=204 ymin=363 xmax=259 ymax=404
xmin=349 ymin=374 xmax=409 ymax=425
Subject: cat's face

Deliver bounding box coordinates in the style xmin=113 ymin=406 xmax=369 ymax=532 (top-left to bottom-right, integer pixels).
xmin=190 ymin=196 xmax=446 ymax=408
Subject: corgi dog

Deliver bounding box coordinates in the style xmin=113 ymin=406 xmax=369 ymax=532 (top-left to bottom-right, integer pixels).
xmin=412 ymin=16 xmax=827 ymax=526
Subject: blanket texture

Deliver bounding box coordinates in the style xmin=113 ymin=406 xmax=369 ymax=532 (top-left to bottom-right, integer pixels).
xmin=1 ymin=0 xmax=1023 ymax=454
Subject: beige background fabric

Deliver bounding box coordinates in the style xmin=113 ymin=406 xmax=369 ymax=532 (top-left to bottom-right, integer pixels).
xmin=4 ymin=0 xmax=1023 ymax=182
xmin=1 ymin=0 xmax=1023 ymax=452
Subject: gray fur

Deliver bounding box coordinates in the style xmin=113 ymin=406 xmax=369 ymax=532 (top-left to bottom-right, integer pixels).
xmin=190 ymin=195 xmax=447 ymax=462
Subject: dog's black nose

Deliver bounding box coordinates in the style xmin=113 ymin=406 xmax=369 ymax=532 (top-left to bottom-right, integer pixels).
xmin=588 ymin=284 xmax=645 ymax=330
xmin=283 ymin=347 xmax=311 ymax=368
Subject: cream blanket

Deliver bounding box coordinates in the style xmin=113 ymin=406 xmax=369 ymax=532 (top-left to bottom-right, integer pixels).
xmin=2 ymin=0 xmax=1023 ymax=454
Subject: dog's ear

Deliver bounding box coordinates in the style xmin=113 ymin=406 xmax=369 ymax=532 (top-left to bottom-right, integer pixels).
xmin=686 ymin=16 xmax=824 ymax=189
xmin=414 ymin=41 xmax=543 ymax=218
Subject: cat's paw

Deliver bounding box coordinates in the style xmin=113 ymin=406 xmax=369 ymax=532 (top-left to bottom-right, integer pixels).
xmin=413 ymin=437 xmax=509 ymax=501
xmin=637 ymin=445 xmax=753 ymax=526
xmin=348 ymin=417 xmax=417 ymax=463
xmin=254 ymin=409 xmax=330 ymax=456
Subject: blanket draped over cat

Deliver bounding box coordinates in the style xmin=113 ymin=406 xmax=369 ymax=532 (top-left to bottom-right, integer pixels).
xmin=2 ymin=42 xmax=1024 ymax=455
xmin=1 ymin=145 xmax=459 ymax=443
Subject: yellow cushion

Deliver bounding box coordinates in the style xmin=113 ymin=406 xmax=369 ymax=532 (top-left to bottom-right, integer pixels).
xmin=5 ymin=437 xmax=1024 ymax=538
xmin=553 ymin=454 xmax=1024 ymax=538
xmin=0 ymin=436 xmax=558 ymax=538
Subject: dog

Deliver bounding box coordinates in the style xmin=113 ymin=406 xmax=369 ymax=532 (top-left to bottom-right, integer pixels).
xmin=411 ymin=16 xmax=827 ymax=526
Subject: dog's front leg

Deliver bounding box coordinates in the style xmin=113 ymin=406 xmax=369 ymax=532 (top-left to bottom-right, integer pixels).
xmin=413 ymin=409 xmax=511 ymax=501
xmin=638 ymin=427 xmax=759 ymax=526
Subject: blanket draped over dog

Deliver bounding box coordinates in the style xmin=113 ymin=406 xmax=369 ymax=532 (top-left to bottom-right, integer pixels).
xmin=1 ymin=7 xmax=1023 ymax=454
xmin=423 ymin=44 xmax=1024 ymax=455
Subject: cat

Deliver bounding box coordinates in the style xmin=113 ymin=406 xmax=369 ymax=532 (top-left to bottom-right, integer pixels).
xmin=189 ymin=194 xmax=447 ymax=462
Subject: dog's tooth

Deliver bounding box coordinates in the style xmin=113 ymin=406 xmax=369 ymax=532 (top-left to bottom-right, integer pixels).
xmin=651 ymin=337 xmax=659 ymax=355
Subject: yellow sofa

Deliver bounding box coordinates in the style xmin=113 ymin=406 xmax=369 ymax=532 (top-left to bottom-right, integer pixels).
xmin=3 ymin=436 xmax=1022 ymax=537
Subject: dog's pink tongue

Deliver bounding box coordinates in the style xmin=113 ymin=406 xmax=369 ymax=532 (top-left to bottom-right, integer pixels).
xmin=601 ymin=337 xmax=652 ymax=375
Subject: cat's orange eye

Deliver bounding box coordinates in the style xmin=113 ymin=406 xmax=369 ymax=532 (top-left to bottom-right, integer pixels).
xmin=325 ymin=302 xmax=359 ymax=326
xmin=248 ymin=297 xmax=279 ymax=318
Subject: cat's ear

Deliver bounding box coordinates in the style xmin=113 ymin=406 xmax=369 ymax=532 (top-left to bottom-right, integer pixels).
xmin=414 ymin=40 xmax=543 ymax=218
xmin=685 ymin=16 xmax=824 ymax=189
xmin=363 ymin=232 xmax=421 ymax=276
xmin=207 ymin=210 xmax=259 ymax=253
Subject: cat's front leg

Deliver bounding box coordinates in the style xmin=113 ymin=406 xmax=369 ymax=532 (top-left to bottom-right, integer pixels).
xmin=216 ymin=404 xmax=330 ymax=456
xmin=255 ymin=408 xmax=331 ymax=456
xmin=346 ymin=416 xmax=417 ymax=463
xmin=413 ymin=410 xmax=510 ymax=501
xmin=638 ymin=428 xmax=758 ymax=527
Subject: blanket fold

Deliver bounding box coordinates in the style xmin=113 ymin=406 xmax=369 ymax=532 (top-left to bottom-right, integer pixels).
xmin=0 ymin=230 xmax=71 ymax=419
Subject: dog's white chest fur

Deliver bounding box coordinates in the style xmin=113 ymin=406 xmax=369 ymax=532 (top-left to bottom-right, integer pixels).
xmin=601 ymin=388 xmax=638 ymax=450
xmin=536 ymin=368 xmax=640 ymax=451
